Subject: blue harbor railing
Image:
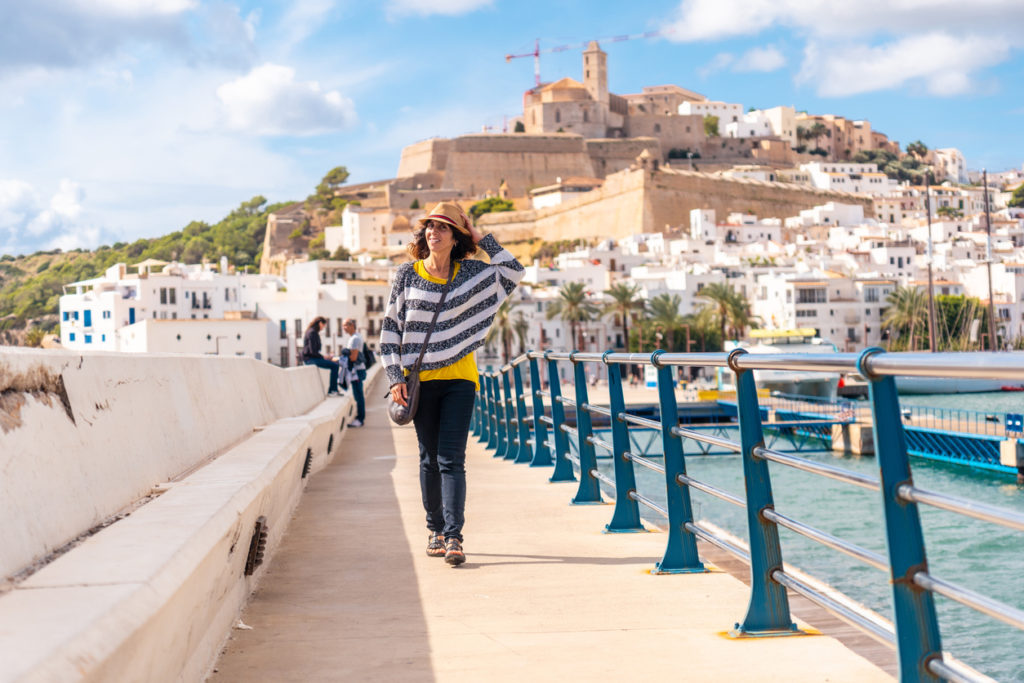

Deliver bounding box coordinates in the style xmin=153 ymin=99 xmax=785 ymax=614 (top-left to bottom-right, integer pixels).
xmin=470 ymin=348 xmax=1024 ymax=683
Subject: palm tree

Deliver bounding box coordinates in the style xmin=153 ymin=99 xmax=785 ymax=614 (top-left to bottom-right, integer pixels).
xmin=513 ymin=311 xmax=529 ymax=356
xmin=725 ymin=287 xmax=758 ymax=339
xmin=684 ymin=307 xmax=722 ymax=351
xmin=486 ymin=299 xmax=518 ymax=363
xmin=882 ymin=285 xmax=929 ymax=351
xmin=604 ymin=281 xmax=645 ymax=350
xmin=647 ymin=293 xmax=685 ymax=350
xmin=546 ymin=281 xmax=600 ymax=350
xmin=696 ymin=282 xmax=734 ymax=342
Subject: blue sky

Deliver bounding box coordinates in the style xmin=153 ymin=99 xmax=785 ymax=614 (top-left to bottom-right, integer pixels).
xmin=1 ymin=0 xmax=1022 ymax=257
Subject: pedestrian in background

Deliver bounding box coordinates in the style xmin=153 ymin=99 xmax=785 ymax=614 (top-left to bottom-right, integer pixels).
xmin=342 ymin=317 xmax=365 ymax=427
xmin=302 ymin=316 xmax=340 ymax=395
xmin=381 ymin=202 xmax=524 ymax=566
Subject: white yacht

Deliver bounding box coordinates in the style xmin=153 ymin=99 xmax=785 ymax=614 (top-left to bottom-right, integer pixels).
xmin=721 ymin=328 xmax=840 ymax=400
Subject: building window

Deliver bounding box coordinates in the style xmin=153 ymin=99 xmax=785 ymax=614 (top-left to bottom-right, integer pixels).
xmin=555 ymin=109 xmax=560 ymax=123
xmin=654 ymin=123 xmax=661 ymax=133
xmin=280 ymin=347 xmax=289 ymax=367
xmin=69 ymin=333 xmax=75 ymax=341
xmin=294 ymin=319 xmax=302 ymax=337
xmin=324 ymin=318 xmax=331 ymax=337
xmin=280 ymin=321 xmax=287 ymax=339
xmin=177 ymin=334 xmax=181 ymax=341
xmin=73 ymin=311 xmax=79 ymax=320
xmin=796 ymin=288 xmax=826 ymax=304
xmin=101 ymin=334 xmax=106 ymax=342
xmin=583 ymin=109 xmax=589 ymax=123
xmin=62 ymin=311 xmax=69 ymax=321
xmin=169 ymin=289 xmax=176 ymax=304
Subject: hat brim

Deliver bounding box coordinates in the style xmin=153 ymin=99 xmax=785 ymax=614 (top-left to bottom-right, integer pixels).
xmin=417 ymin=214 xmax=470 ymax=234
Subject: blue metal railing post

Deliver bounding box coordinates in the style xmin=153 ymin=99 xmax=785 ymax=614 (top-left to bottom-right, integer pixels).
xmin=546 ymin=353 xmax=576 ymax=483
xmin=494 ymin=372 xmax=509 ymax=457
xmin=653 ymin=353 xmax=705 ymax=573
xmin=512 ymin=363 xmax=533 ymax=464
xmin=604 ymin=353 xmax=644 ymax=531
xmin=859 ymin=348 xmax=943 ymax=682
xmin=571 ymin=353 xmax=603 ymax=504
xmin=486 ymin=373 xmax=499 ymax=452
xmin=729 ymin=349 xmax=799 ymax=637
xmin=529 ymin=356 xmax=553 ymax=467
xmin=471 ymin=379 xmax=481 ymax=436
xmin=501 ymin=369 xmax=518 ymax=461
xmin=477 ymin=372 xmax=490 ymax=444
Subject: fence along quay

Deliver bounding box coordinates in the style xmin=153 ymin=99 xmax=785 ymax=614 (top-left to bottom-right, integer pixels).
xmin=472 ymin=348 xmax=1024 ymax=683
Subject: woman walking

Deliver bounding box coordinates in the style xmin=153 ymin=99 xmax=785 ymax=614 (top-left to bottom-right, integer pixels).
xmin=381 ymin=202 xmax=524 ymax=566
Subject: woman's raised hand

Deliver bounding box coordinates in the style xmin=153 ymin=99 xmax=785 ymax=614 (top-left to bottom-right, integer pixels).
xmin=458 ymin=206 xmax=484 ymax=244
xmin=390 ymin=382 xmax=408 ymax=407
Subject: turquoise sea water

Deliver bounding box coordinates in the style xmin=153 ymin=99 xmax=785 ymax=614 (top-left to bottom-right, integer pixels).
xmin=576 ymin=411 xmax=1024 ymax=681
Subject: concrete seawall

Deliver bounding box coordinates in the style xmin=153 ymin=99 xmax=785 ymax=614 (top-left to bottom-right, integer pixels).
xmin=0 ymin=349 xmax=380 ymax=681
xmin=0 ymin=349 xmax=325 ymax=580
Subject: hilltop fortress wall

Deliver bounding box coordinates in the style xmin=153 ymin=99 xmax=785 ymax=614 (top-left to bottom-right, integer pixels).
xmin=478 ymin=167 xmax=874 ymax=241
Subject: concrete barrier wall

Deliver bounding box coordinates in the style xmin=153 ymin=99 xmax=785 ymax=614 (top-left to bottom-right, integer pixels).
xmin=0 ymin=358 xmax=381 ymax=682
xmin=0 ymin=349 xmax=327 ymax=581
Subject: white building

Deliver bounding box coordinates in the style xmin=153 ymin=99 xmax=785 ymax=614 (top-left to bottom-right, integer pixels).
xmin=801 ymin=162 xmax=900 ymax=196
xmin=725 ymin=110 xmax=772 ymax=138
xmin=529 ymin=177 xmax=603 ymax=209
xmin=678 ymin=100 xmax=743 ymax=127
xmin=786 ymin=202 xmax=866 ymax=229
xmin=332 ymin=205 xmax=390 ymax=253
xmin=761 ymin=106 xmax=797 ymax=147
xmin=934 ymin=148 xmax=968 ymax=185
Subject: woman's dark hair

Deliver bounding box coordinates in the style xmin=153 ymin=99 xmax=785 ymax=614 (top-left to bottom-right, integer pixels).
xmin=406 ymin=221 xmax=477 ymax=261
xmin=306 ymin=316 xmax=327 ymax=333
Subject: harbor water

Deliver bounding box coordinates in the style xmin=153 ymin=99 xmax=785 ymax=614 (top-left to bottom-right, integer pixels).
xmin=581 ymin=407 xmax=1024 ymax=681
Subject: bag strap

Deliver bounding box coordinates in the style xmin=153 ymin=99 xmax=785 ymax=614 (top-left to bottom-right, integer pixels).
xmin=409 ymin=260 xmax=455 ymax=374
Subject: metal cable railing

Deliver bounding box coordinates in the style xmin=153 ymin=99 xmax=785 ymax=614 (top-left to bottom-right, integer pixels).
xmin=469 ymin=348 xmax=1024 ymax=682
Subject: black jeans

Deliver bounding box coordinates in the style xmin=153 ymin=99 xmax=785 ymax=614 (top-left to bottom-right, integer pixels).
xmin=413 ymin=379 xmax=476 ymax=541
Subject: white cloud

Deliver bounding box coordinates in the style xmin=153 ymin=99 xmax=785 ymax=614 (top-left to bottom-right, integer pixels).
xmin=217 ymin=63 xmax=357 ymax=136
xmin=278 ymin=0 xmax=335 ymax=52
xmin=386 ymin=0 xmax=492 ymax=18
xmin=733 ymin=46 xmax=786 ymax=73
xmin=664 ymin=0 xmax=1024 ymax=96
xmin=699 ymin=46 xmax=785 ymax=77
xmin=799 ymin=34 xmax=1011 ymax=96
xmin=0 ymin=179 xmax=111 ymax=254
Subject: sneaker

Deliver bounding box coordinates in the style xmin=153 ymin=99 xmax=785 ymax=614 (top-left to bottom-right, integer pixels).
xmin=349 ymin=419 xmax=364 ymax=428
xmin=426 ymin=531 xmax=445 ymax=558
xmin=444 ymin=537 xmax=465 ymax=566
xmin=327 ymin=390 xmax=340 ymax=396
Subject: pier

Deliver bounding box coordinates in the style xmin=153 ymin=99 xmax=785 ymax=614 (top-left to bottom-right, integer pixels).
xmin=2 ymin=347 xmax=1024 ymax=681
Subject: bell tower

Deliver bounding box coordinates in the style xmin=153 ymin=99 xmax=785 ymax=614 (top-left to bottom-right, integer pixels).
xmin=582 ymin=41 xmax=608 ymax=105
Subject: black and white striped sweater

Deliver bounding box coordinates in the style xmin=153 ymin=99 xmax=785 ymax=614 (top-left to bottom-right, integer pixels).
xmin=380 ymin=234 xmax=524 ymax=388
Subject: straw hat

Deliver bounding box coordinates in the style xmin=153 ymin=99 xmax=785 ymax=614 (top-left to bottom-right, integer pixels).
xmin=417 ymin=201 xmax=470 ymax=235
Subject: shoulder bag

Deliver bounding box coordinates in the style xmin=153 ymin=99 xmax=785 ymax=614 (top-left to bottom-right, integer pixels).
xmin=387 ymin=261 xmax=455 ymax=425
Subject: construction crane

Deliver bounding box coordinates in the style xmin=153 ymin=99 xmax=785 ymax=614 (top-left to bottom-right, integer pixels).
xmin=505 ymin=30 xmax=672 ymax=88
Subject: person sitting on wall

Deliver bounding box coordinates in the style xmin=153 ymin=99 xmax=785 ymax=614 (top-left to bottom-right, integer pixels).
xmin=302 ymin=316 xmax=341 ymax=396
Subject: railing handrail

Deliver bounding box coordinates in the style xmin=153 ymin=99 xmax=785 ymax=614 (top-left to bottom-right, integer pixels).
xmin=469 ymin=348 xmax=1023 ymax=682
xmin=512 ymin=349 xmax=1024 ymax=380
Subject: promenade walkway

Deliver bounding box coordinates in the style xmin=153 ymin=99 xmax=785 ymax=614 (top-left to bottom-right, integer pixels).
xmin=211 ymin=389 xmax=892 ymax=682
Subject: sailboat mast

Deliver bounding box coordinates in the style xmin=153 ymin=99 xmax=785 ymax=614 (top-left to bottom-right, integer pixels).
xmin=925 ymin=182 xmax=938 ymax=352
xmin=983 ymin=170 xmax=998 ymax=349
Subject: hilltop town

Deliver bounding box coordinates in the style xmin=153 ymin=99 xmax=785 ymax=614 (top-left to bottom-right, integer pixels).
xmin=53 ymin=42 xmax=1024 ymax=362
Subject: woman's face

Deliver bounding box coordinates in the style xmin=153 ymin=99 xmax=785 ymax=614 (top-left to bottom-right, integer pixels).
xmin=424 ymin=220 xmax=455 ymax=256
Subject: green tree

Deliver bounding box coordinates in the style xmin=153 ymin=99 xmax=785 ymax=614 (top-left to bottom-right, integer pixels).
xmin=469 ymin=197 xmax=515 ymax=220
xmin=603 ymin=281 xmax=645 ymax=350
xmin=703 ymin=115 xmax=719 ymax=137
xmin=24 ymin=326 xmax=45 ymax=347
xmin=647 ymin=293 xmax=686 ymax=350
xmin=882 ymin=285 xmax=929 ymax=350
xmin=513 ymin=121 xmax=526 ymax=133
xmin=696 ymin=282 xmax=735 ymax=342
xmin=316 ymin=166 xmax=350 ymax=200
xmin=331 ymin=246 xmax=351 ymax=260
xmin=1008 ymin=183 xmax=1024 ymax=209
xmin=545 ymin=281 xmax=599 ymax=350
xmin=906 ymin=140 xmax=929 ymax=159
xmin=936 ymin=206 xmax=963 ymax=219
xmin=486 ymin=299 xmax=529 ymax=363
xmin=410 ymin=198 xmax=420 ymax=209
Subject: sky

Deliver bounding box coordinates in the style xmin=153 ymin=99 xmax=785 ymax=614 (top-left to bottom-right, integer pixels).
xmin=1 ymin=0 xmax=1023 ymax=257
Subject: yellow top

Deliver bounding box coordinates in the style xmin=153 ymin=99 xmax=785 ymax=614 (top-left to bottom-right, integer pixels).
xmin=410 ymin=260 xmax=479 ymax=390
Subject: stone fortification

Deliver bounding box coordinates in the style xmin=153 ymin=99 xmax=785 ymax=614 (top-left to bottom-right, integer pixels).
xmin=396 ymin=138 xmax=451 ymax=178
xmin=478 ymin=166 xmax=873 ymax=242
xmin=586 ymin=138 xmax=662 ymax=177
xmin=442 ymin=133 xmax=596 ymax=197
